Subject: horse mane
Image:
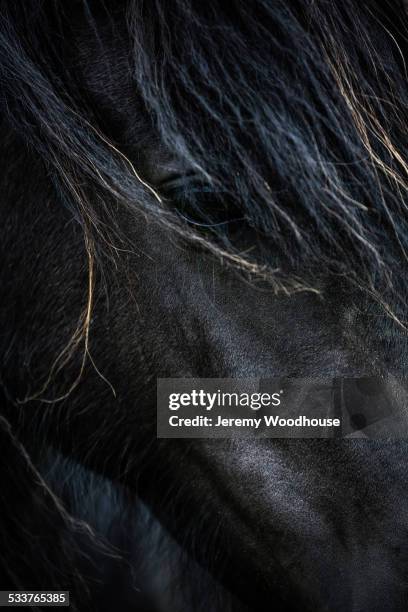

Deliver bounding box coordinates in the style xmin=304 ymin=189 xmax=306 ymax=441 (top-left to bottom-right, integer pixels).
xmin=1 ymin=1 xmax=408 ymax=311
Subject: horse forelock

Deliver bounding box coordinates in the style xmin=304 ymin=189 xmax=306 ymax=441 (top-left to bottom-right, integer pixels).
xmin=1 ymin=0 xmax=408 ymax=318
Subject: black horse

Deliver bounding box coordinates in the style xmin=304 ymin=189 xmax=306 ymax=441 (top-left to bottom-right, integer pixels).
xmin=2 ymin=1 xmax=408 ymax=610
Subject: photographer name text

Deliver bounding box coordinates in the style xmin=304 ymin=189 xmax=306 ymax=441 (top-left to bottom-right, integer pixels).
xmin=168 ymin=415 xmax=341 ymax=428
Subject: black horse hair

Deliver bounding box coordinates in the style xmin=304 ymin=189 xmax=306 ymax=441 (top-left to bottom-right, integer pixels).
xmin=1 ymin=0 xmax=408 ymax=607
xmin=2 ymin=2 xmax=408 ymax=301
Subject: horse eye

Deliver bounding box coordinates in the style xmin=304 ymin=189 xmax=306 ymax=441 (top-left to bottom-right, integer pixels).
xmin=161 ymin=175 xmax=246 ymax=232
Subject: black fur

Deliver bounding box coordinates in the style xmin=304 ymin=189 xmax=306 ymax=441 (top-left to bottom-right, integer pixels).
xmin=2 ymin=1 xmax=408 ymax=610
